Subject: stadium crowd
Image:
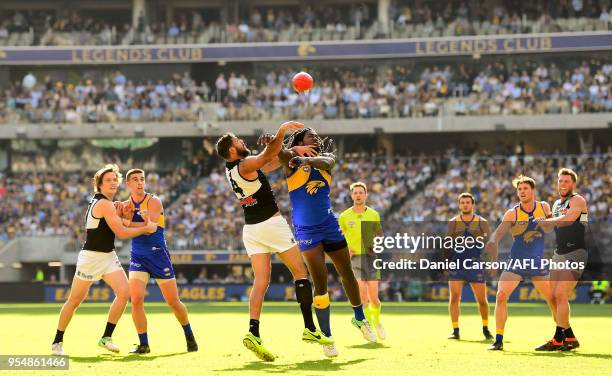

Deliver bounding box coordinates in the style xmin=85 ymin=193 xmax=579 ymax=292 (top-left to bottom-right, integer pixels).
xmin=2 ymin=59 xmax=611 ymax=124
xmin=0 ymin=1 xmax=610 ymax=46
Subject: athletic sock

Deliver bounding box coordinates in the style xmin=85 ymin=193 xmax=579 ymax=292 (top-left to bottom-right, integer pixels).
xmin=495 ymin=329 xmax=504 ymax=343
xmin=370 ymin=304 xmax=381 ymax=325
xmin=364 ymin=305 xmax=373 ymax=324
xmin=315 ymin=307 xmax=332 ymax=337
xmin=294 ymin=279 xmax=316 ymax=331
xmin=53 ymin=330 xmax=64 ymax=344
xmin=564 ymin=327 xmax=576 ymax=340
xmin=352 ymin=304 xmax=366 ymax=321
xmin=482 ymin=319 xmax=489 ymax=332
xmin=452 ymin=321 xmax=459 ymax=336
xmin=182 ymin=323 xmax=194 ymax=339
xmin=103 ymin=322 xmax=116 ymax=338
xmin=249 ymin=319 xmax=260 ymax=338
xmin=138 ymin=332 xmax=149 ymax=346
xmin=554 ymin=326 xmax=565 ymax=342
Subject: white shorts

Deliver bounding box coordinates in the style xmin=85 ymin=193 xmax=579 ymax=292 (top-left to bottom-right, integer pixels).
xmin=75 ymin=250 xmax=124 ymax=281
xmin=243 ymin=215 xmax=297 ymax=257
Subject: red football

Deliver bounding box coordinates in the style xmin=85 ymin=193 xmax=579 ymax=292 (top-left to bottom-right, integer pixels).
xmin=292 ymin=72 xmax=314 ymax=93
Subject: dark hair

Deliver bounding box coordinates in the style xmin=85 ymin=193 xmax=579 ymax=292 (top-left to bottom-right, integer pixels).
xmin=215 ymin=133 xmax=236 ymax=159
xmin=558 ymin=168 xmax=578 ymax=183
xmin=284 ymin=127 xmax=334 ymax=154
xmin=457 ymin=192 xmax=475 ymax=204
xmin=126 ymin=168 xmax=145 ymax=181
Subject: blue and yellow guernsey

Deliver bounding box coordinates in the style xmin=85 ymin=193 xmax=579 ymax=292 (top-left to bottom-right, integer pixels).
xmin=287 ymin=165 xmax=333 ymax=226
xmin=131 ymin=193 xmax=167 ymax=255
xmin=509 ymin=201 xmax=546 ymax=260
xmin=450 ymin=214 xmax=485 ymax=261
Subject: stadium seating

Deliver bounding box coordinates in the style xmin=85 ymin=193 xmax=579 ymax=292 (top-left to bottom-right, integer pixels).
xmin=0 ymin=2 xmax=609 ymax=46
xmin=1 ymin=60 xmax=610 ymax=125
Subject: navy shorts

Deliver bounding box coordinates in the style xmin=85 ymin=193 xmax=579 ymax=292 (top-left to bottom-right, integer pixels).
xmin=293 ymin=214 xmax=347 ymax=252
xmin=449 ymin=269 xmax=485 ymax=283
xmin=129 ymin=248 xmax=175 ymax=280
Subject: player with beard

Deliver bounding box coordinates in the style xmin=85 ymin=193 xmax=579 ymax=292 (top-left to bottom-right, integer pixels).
xmin=534 ymin=168 xmax=589 ymax=351
xmin=445 ymin=193 xmax=493 ymax=341
xmin=215 ymin=122 xmax=333 ymax=362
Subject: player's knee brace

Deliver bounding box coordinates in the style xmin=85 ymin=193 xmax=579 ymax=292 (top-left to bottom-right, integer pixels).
xmin=295 ymin=278 xmax=313 ymax=306
xmin=313 ymin=293 xmax=330 ymax=309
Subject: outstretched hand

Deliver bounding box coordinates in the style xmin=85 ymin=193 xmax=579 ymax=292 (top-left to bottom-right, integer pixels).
xmin=257 ymin=133 xmax=275 ymax=146
xmin=289 ymin=156 xmax=307 ymax=168
xmin=291 ymin=145 xmax=318 ymax=157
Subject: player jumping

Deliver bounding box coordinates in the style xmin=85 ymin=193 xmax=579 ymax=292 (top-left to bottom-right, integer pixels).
xmin=278 ymin=127 xmax=377 ymax=358
xmin=216 ymin=121 xmax=333 ymax=362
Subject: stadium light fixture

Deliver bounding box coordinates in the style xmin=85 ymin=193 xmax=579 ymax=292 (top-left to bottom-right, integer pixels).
xmin=48 ymin=262 xmax=62 ymax=267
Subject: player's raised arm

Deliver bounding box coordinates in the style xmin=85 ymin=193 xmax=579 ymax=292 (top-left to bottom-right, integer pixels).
xmin=485 ymin=209 xmax=515 ymax=260
xmin=288 ymin=154 xmax=336 ymax=171
xmin=239 ymin=121 xmax=304 ymax=175
xmin=97 ymin=199 xmax=157 ymax=239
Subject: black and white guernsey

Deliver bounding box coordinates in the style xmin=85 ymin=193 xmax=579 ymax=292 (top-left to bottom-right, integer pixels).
xmin=82 ymin=193 xmax=116 ymax=252
xmin=552 ymin=193 xmax=587 ymax=254
xmin=225 ymin=160 xmax=279 ymax=224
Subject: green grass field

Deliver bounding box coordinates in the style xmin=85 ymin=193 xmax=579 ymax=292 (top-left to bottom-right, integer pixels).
xmin=2 ymin=302 xmax=611 ymax=375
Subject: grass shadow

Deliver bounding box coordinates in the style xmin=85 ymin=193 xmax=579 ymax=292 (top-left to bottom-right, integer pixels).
xmin=345 ymin=342 xmax=391 ymax=349
xmin=506 ymin=351 xmax=612 ymax=360
xmin=459 ymin=339 xmax=496 ymax=344
xmin=70 ymin=352 xmax=187 ymax=363
xmin=215 ymin=357 xmax=371 ymax=373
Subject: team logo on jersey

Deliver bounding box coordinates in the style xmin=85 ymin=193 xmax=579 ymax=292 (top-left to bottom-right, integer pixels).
xmin=137 ymin=209 xmax=148 ymax=216
xmin=523 ymin=230 xmax=543 ymax=243
xmin=240 ymin=196 xmax=258 ymax=207
xmin=306 ymin=180 xmax=325 ymax=195
xmin=348 ymin=220 xmax=355 ymax=228
xmin=302 ymin=166 xmax=311 ymax=173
